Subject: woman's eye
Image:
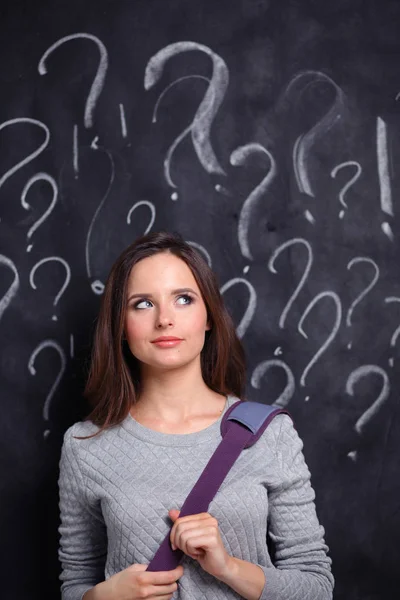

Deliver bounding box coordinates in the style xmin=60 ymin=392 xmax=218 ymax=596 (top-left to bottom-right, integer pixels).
xmin=134 ymin=299 xmax=153 ymax=309
xmin=177 ymin=294 xmax=193 ymax=305
xmin=132 ymin=295 xmax=193 ymax=309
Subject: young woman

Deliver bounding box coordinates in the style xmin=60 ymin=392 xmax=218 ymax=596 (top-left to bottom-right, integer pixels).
xmin=58 ymin=231 xmax=334 ymax=600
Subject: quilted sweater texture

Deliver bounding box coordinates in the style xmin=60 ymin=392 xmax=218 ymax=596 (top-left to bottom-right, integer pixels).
xmin=58 ymin=395 xmax=334 ymax=600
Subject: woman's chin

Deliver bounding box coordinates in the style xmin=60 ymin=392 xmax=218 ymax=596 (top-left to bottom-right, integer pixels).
xmin=141 ymin=355 xmax=197 ymax=373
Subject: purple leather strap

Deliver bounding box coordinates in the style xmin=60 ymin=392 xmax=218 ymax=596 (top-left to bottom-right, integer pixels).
xmin=146 ymin=401 xmax=289 ymax=572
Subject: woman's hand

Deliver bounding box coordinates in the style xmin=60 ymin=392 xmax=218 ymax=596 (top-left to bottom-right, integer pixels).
xmin=169 ymin=509 xmax=233 ymax=580
xmin=84 ymin=563 xmax=184 ymax=600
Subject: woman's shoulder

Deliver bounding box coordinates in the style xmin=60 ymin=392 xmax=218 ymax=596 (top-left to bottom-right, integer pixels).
xmin=237 ymin=399 xmax=295 ymax=434
xmin=64 ymin=419 xmax=100 ymax=439
xmin=238 ymin=401 xmax=300 ymax=453
xmin=62 ymin=417 xmax=122 ymax=453
xmin=228 ymin=398 xmax=298 ymax=452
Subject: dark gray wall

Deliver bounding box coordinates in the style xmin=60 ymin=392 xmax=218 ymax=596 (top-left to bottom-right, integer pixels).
xmin=1 ymin=1 xmax=399 ymax=598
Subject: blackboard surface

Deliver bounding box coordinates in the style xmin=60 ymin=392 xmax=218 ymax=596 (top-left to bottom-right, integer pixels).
xmin=1 ymin=1 xmax=400 ymax=598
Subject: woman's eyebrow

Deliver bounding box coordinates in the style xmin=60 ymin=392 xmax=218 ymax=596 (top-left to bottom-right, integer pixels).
xmin=127 ymin=288 xmax=199 ymax=302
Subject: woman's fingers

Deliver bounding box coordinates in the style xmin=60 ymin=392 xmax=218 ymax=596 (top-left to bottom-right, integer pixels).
xmin=171 ymin=516 xmax=217 ymax=549
xmin=128 ymin=563 xmax=183 ymax=597
xmin=173 ymin=523 xmax=218 ymax=552
xmin=145 ymin=580 xmax=178 ymax=597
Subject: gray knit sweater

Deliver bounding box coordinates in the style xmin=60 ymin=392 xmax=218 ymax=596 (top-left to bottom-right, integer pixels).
xmin=58 ymin=395 xmax=334 ymax=600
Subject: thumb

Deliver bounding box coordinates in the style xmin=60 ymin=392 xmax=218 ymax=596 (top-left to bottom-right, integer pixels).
xmin=169 ymin=509 xmax=181 ymax=521
xmin=129 ymin=564 xmax=148 ymax=572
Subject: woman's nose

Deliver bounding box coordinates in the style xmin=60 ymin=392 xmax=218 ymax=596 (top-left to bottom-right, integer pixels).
xmin=156 ymin=306 xmax=174 ymax=328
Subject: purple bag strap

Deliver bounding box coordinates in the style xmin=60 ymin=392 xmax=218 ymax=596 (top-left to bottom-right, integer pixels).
xmin=147 ymin=400 xmax=290 ymax=572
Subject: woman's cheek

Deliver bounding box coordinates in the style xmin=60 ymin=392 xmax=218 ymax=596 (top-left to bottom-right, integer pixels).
xmin=125 ymin=316 xmax=146 ymax=343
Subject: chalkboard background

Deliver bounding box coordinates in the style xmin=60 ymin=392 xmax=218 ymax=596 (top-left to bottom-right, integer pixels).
xmin=1 ymin=0 xmax=400 ymax=598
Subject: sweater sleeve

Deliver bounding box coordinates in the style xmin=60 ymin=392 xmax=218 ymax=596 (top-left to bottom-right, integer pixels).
xmin=258 ymin=415 xmax=334 ymax=600
xmin=58 ymin=427 xmax=107 ymax=600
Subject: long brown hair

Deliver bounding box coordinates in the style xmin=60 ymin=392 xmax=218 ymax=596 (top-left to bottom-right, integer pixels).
xmin=80 ymin=231 xmax=246 ymax=437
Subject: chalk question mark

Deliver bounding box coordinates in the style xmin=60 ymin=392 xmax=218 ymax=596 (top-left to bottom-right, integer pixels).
xmin=346 ymin=258 xmax=379 ymax=349
xmin=283 ymin=70 xmax=345 ymax=200
xmin=186 ymin=241 xmax=212 ymax=268
xmin=298 ymin=291 xmax=342 ymax=388
xmin=346 ymin=365 xmax=390 ymax=460
xmin=29 ymin=257 xmax=71 ymax=321
xmin=85 ymin=145 xmax=115 ymax=295
xmin=220 ymin=277 xmax=257 ymax=339
xmin=21 ymin=173 xmax=58 ymax=252
xmin=127 ymin=200 xmax=156 ymax=235
xmin=28 ymin=340 xmax=67 ymax=439
xmin=384 ymin=297 xmax=400 ymax=367
xmin=268 ymin=238 xmax=313 ymax=329
xmin=145 ymin=41 xmax=229 ymax=186
xmin=251 ymin=359 xmax=295 ymax=408
xmin=38 ymin=33 xmax=108 ymax=129
xmin=0 ymin=118 xmax=50 ymax=197
xmin=152 ymin=74 xmax=211 ymax=193
xmin=330 ymin=161 xmax=362 ymax=219
xmin=0 ymin=255 xmax=20 ymax=322
xmin=38 ymin=33 xmax=108 ymax=176
xmin=230 ymin=143 xmax=277 ymax=261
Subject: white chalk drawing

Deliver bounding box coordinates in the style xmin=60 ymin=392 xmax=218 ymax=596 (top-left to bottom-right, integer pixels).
xmin=376 ymin=117 xmax=393 ymax=215
xmin=376 ymin=117 xmax=394 ymax=241
xmin=0 ymin=118 xmax=50 ymax=193
xmin=230 ymin=143 xmax=277 ymax=260
xmin=298 ymin=291 xmax=342 ymax=387
xmin=86 ymin=146 xmax=115 ymax=295
xmin=381 ymin=222 xmax=394 ymax=241
xmin=330 ymin=161 xmax=362 ymax=219
xmin=28 ymin=339 xmax=67 ymax=438
xmin=220 ymin=277 xmax=256 ymax=339
xmin=29 ymin=257 xmax=71 ymax=321
xmin=0 ymin=255 xmax=19 ymax=322
xmin=346 ymin=364 xmax=390 ymax=435
xmin=304 ymin=210 xmax=316 ymax=224
xmin=384 ymin=297 xmax=400 ymax=366
xmin=73 ymin=124 xmax=79 ymax=177
xmin=285 ymin=70 xmax=344 ymax=197
xmin=126 ymin=200 xmax=156 ymax=235
xmin=268 ymin=238 xmax=313 ymax=329
xmin=70 ymin=334 xmax=74 ymax=358
xmin=152 ymin=74 xmax=211 ymax=189
xmin=186 ymin=241 xmax=212 ymax=267
xmin=215 ymin=184 xmax=231 ymax=196
xmin=251 ymin=359 xmax=295 ymax=408
xmin=145 ymin=42 xmax=229 ymax=176
xmin=346 ymin=257 xmax=379 ymax=327
xmin=384 ymin=297 xmax=400 ymax=347
xmin=21 ymin=173 xmax=58 ymax=252
xmin=119 ymin=103 xmax=128 ymax=138
xmin=38 ymin=33 xmax=108 ymax=128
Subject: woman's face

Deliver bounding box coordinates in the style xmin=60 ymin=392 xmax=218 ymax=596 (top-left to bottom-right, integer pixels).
xmin=124 ymin=252 xmax=211 ymax=373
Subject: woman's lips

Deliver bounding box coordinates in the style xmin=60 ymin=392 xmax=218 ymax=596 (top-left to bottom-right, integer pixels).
xmin=151 ymin=339 xmax=183 ymax=348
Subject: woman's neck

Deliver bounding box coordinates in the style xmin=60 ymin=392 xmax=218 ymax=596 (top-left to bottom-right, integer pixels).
xmin=133 ymin=364 xmax=226 ymax=423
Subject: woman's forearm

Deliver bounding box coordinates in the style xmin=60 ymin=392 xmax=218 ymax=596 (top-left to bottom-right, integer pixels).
xmin=82 ymin=587 xmax=98 ymax=600
xmin=217 ymin=556 xmax=265 ymax=600
xmin=82 ymin=581 xmax=109 ymax=600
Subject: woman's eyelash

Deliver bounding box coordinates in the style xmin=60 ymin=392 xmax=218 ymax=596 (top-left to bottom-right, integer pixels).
xmin=177 ymin=294 xmax=194 ymax=304
xmin=132 ymin=294 xmax=194 ymax=309
xmin=133 ymin=299 xmax=152 ymax=309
